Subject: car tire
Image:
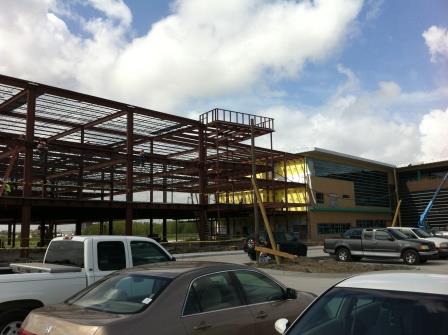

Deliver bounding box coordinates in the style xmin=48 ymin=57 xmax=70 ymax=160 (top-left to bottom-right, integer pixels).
xmin=403 ymin=249 xmax=420 ymax=265
xmin=0 ymin=310 xmax=29 ymax=335
xmin=336 ymin=247 xmax=351 ymax=262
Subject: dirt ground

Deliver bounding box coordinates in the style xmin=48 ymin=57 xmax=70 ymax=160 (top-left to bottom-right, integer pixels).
xmin=252 ymin=257 xmax=412 ymax=273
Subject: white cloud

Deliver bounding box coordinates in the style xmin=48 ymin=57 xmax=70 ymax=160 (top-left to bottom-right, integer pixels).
xmin=420 ymin=108 xmax=448 ymax=162
xmin=87 ymin=0 xmax=132 ymax=27
xmin=255 ymin=67 xmax=448 ymax=165
xmin=0 ymin=0 xmax=363 ymax=111
xmin=423 ymin=25 xmax=448 ymax=62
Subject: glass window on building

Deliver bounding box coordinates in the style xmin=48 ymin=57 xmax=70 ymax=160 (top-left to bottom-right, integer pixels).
xmin=312 ymin=158 xmax=391 ymax=208
xmin=356 ymin=220 xmax=386 ymax=228
xmin=316 ymin=192 xmax=324 ymax=204
xmin=318 ymin=223 xmax=351 ymax=235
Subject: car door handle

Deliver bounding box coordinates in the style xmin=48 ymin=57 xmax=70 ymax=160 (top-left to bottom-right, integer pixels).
xmin=193 ymin=322 xmax=212 ymax=331
xmin=255 ymin=311 xmax=268 ymax=319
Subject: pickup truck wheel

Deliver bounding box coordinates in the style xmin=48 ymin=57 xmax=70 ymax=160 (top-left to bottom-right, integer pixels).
xmin=336 ymin=247 xmax=351 ymax=262
xmin=403 ymin=250 xmax=420 ymax=265
xmin=0 ymin=310 xmax=29 ymax=335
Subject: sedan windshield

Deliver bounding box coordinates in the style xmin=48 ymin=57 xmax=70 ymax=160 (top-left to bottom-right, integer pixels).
xmin=66 ymin=274 xmax=171 ymax=314
xmin=287 ymin=287 xmax=448 ymax=335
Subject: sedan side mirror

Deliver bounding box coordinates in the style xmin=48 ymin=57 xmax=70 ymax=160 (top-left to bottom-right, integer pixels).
xmin=284 ymin=288 xmax=297 ymax=300
xmin=275 ymin=318 xmax=289 ymax=334
xmin=388 ymin=236 xmax=395 ymax=241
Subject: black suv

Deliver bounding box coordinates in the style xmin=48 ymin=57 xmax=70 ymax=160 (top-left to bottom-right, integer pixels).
xmin=243 ymin=231 xmax=308 ymax=260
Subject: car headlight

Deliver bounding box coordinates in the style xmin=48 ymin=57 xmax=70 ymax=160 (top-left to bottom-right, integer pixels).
xmin=439 ymin=242 xmax=448 ymax=248
xmin=419 ymin=245 xmax=430 ymax=251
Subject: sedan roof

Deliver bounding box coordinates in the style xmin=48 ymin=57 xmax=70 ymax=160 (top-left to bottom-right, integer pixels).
xmin=113 ymin=261 xmax=251 ymax=279
xmin=337 ymin=272 xmax=448 ymax=295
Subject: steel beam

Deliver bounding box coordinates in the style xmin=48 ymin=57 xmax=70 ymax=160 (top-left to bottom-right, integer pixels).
xmin=0 ymin=89 xmax=28 ymax=113
xmin=48 ymin=110 xmax=127 ymax=141
xmin=46 ymin=158 xmax=125 ymax=180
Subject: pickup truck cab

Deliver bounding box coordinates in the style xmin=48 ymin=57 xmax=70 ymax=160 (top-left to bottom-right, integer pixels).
xmin=0 ymin=235 xmax=174 ymax=335
xmin=388 ymin=227 xmax=448 ymax=258
xmin=324 ymin=228 xmax=437 ymax=265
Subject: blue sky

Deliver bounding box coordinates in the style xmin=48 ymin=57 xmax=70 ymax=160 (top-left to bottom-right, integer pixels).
xmin=0 ymin=0 xmax=447 ymax=164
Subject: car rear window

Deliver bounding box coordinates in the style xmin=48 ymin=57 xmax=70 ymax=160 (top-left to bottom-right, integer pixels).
xmin=44 ymin=240 xmax=84 ymax=267
xmin=67 ymin=274 xmax=171 ymax=314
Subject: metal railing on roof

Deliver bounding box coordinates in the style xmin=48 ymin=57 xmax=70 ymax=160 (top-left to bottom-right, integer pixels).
xmin=200 ymin=108 xmax=274 ymax=130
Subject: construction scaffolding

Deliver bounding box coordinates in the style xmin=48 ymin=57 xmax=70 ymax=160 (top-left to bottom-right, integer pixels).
xmin=0 ymin=74 xmax=308 ymax=247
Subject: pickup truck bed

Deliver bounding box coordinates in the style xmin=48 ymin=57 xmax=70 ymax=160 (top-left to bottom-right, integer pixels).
xmin=10 ymin=263 xmax=82 ymax=273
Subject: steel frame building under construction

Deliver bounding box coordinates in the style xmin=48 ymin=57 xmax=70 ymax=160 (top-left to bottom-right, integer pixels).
xmin=0 ymin=74 xmax=307 ymax=247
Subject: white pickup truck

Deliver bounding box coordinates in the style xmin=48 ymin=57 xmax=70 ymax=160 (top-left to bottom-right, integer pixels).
xmin=0 ymin=235 xmax=174 ymax=334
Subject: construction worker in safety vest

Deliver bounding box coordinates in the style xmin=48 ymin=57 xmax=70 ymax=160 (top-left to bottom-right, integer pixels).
xmin=2 ymin=180 xmax=12 ymax=195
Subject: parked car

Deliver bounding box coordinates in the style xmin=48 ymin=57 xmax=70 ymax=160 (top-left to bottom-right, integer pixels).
xmin=274 ymin=272 xmax=448 ymax=335
xmin=243 ymin=232 xmax=308 ymax=260
xmin=388 ymin=226 xmax=448 ymax=258
xmin=19 ymin=261 xmax=316 ymax=335
xmin=324 ymin=228 xmax=437 ymax=265
xmin=0 ymin=235 xmax=174 ymax=335
xmin=431 ymin=229 xmax=448 ymax=238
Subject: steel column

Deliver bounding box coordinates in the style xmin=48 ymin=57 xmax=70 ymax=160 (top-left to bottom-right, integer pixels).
xmin=21 ymin=88 xmax=36 ymax=249
xmin=162 ymin=163 xmax=167 ymax=242
xmin=198 ymin=125 xmax=208 ymax=240
xmin=251 ymin=119 xmax=259 ymax=236
xmin=7 ymin=224 xmax=11 ymax=246
xmin=125 ymin=110 xmax=134 ymax=235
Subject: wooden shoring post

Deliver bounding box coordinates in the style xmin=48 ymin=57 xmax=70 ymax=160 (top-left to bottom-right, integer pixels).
xmin=393 ymin=168 xmax=401 ymax=227
xmin=251 ymin=176 xmax=280 ymax=265
xmin=391 ymin=200 xmax=402 ymax=227
xmin=255 ymin=246 xmax=298 ymax=261
xmin=21 ymin=87 xmax=36 ymax=251
xmin=125 ymin=109 xmax=134 ymax=235
xmin=198 ymin=124 xmax=208 ymax=240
